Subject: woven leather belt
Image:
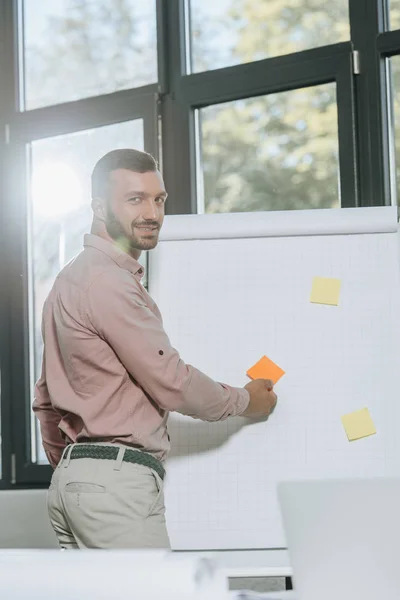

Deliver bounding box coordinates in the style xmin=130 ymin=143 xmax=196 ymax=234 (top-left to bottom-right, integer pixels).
xmin=64 ymin=445 xmax=165 ymax=481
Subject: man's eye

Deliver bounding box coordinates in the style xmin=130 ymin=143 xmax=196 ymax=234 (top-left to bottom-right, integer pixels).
xmin=155 ymin=197 xmax=166 ymax=204
xmin=128 ymin=197 xmax=141 ymax=203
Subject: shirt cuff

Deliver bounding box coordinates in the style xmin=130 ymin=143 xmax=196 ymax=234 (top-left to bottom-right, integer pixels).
xmin=234 ymin=388 xmax=250 ymax=416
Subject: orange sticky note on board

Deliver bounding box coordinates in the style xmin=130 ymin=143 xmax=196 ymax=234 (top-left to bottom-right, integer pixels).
xmin=246 ymin=355 xmax=285 ymax=384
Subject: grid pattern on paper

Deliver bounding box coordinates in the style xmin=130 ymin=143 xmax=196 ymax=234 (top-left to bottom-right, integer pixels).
xmin=149 ymin=230 xmax=400 ymax=550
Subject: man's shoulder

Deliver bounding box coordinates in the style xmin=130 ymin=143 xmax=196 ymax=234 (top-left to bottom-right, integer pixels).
xmin=83 ymin=259 xmax=144 ymax=302
xmin=87 ymin=263 xmax=137 ymax=292
xmin=57 ymin=246 xmax=132 ymax=291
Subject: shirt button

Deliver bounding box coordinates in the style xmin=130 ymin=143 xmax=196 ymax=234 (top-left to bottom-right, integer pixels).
xmin=159 ymin=350 xmax=164 ymax=356
xmin=138 ymin=268 xmax=143 ymax=274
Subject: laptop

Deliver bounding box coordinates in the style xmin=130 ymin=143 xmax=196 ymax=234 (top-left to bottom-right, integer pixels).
xmin=278 ymin=479 xmax=400 ymax=600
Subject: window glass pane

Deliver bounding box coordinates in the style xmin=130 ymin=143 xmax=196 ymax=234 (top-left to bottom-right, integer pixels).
xmin=0 ymin=243 xmax=5 ymax=478
xmin=189 ymin=0 xmax=350 ymax=73
xmin=22 ymin=0 xmax=157 ymax=110
xmin=390 ymin=56 xmax=400 ymax=203
xmin=390 ymin=1 xmax=400 ymax=29
xmin=0 ymin=374 xmax=2 ymax=478
xmin=197 ymin=84 xmax=339 ymax=213
xmin=29 ymin=120 xmax=144 ymax=463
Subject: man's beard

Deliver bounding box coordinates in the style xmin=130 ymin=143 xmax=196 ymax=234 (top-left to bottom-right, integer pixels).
xmin=105 ymin=206 xmax=159 ymax=252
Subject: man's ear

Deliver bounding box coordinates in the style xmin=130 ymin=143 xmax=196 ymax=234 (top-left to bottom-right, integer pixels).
xmin=91 ymin=197 xmax=106 ymax=221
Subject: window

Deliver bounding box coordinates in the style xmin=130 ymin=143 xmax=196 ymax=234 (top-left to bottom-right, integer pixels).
xmin=389 ymin=55 xmax=400 ymax=203
xmin=1 ymin=1 xmax=400 ymax=487
xmin=0 ymin=387 xmax=2 ymax=479
xmin=196 ymin=84 xmax=339 ymax=213
xmin=189 ymin=0 xmax=350 ymax=73
xmin=29 ymin=120 xmax=144 ymax=464
xmin=389 ymin=1 xmax=400 ymax=30
xmin=21 ymin=0 xmax=158 ymax=110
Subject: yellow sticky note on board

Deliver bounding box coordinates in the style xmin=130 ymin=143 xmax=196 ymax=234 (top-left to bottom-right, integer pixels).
xmin=341 ymin=408 xmax=376 ymax=442
xmin=246 ymin=355 xmax=285 ymax=384
xmin=310 ymin=276 xmax=341 ymax=306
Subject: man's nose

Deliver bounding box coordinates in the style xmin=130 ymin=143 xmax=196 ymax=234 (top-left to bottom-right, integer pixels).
xmin=141 ymin=199 xmax=159 ymax=221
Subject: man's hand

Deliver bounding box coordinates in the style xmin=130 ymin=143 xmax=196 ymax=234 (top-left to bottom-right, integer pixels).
xmin=242 ymin=379 xmax=278 ymax=418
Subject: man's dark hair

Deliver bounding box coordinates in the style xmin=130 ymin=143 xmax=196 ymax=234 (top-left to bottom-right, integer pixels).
xmin=91 ymin=149 xmax=158 ymax=199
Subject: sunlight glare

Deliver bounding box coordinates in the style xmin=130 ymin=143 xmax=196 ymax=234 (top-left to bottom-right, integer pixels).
xmin=31 ymin=161 xmax=83 ymax=219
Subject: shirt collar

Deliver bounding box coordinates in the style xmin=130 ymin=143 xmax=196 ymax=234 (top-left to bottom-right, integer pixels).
xmin=84 ymin=234 xmax=145 ymax=281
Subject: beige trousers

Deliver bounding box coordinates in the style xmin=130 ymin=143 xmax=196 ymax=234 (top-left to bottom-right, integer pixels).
xmin=48 ymin=443 xmax=170 ymax=549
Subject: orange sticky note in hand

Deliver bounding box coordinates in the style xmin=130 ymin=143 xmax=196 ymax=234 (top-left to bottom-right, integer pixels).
xmin=246 ymin=355 xmax=285 ymax=384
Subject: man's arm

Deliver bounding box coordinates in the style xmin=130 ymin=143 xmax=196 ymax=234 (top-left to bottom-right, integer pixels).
xmin=87 ymin=269 xmax=250 ymax=421
xmin=32 ymin=355 xmax=67 ymax=468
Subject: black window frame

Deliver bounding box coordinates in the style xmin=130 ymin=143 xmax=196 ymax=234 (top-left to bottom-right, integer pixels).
xmin=0 ymin=0 xmax=398 ymax=488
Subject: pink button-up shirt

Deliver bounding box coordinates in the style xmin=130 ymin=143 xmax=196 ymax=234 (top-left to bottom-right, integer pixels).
xmin=33 ymin=234 xmax=249 ymax=468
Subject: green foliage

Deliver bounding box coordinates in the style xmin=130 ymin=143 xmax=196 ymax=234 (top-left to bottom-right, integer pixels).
xmin=25 ymin=0 xmax=156 ymax=110
xmin=193 ymin=0 xmax=349 ymax=212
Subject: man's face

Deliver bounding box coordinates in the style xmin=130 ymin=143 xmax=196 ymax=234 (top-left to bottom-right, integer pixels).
xmin=103 ymin=168 xmax=167 ymax=256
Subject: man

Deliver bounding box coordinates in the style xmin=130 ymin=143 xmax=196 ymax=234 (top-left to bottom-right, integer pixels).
xmin=33 ymin=149 xmax=277 ymax=549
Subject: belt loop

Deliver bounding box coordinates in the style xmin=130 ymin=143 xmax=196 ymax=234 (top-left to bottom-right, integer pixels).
xmin=63 ymin=444 xmax=74 ymax=468
xmin=60 ymin=445 xmax=69 ymax=464
xmin=113 ymin=446 xmax=125 ymax=471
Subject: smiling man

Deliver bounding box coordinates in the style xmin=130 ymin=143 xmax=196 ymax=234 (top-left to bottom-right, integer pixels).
xmin=33 ymin=149 xmax=277 ymax=549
